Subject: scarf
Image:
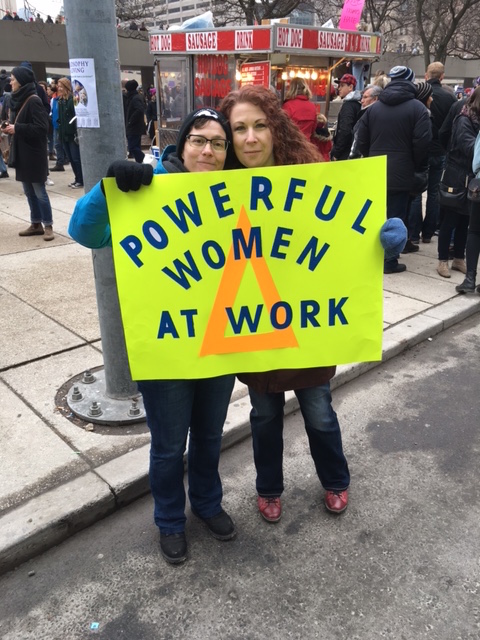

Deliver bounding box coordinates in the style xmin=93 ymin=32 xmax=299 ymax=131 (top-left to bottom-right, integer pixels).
xmin=9 ymin=82 xmax=36 ymax=122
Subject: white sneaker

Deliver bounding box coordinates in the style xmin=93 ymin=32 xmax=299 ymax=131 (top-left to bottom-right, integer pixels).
xmin=45 ymin=178 xmax=54 ymax=186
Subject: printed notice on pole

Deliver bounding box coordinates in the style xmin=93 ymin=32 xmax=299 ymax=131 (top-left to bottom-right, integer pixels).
xmin=69 ymin=58 xmax=100 ymax=128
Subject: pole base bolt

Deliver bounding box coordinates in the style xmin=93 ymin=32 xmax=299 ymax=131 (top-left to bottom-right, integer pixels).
xmin=82 ymin=370 xmax=96 ymax=384
xmin=71 ymin=385 xmax=83 ymax=401
xmin=88 ymin=401 xmax=103 ymax=417
xmin=128 ymin=400 xmax=141 ymax=417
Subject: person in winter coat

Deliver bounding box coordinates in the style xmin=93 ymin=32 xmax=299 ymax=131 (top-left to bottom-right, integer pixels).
xmin=416 ymin=62 xmax=457 ymax=242
xmin=68 ymin=108 xmax=237 ymax=566
xmin=282 ymin=77 xmax=317 ymax=141
xmin=331 ymin=73 xmax=362 ymax=160
xmin=146 ymin=89 xmax=158 ymax=141
xmin=0 ymin=69 xmax=9 ymax=96
xmin=404 ymin=81 xmax=434 ymax=252
xmin=356 ymin=65 xmax=431 ymax=273
xmin=57 ymin=77 xmax=83 ymax=188
xmin=123 ymin=79 xmax=146 ymax=163
xmin=436 ymin=87 xmax=480 ymax=279
xmin=349 ymin=84 xmax=382 ymax=159
xmin=49 ymin=82 xmax=67 ymax=171
xmin=456 ymin=122 xmax=480 ymax=293
xmin=3 ymin=66 xmax=54 ymax=240
xmin=220 ymin=85 xmax=407 ymax=525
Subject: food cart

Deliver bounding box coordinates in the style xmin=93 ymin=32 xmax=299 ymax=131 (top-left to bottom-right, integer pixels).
xmin=148 ymin=23 xmax=382 ymax=150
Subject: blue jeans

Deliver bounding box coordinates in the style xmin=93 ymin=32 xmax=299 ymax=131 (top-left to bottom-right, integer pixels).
xmin=0 ymin=153 xmax=7 ymax=173
xmin=408 ymin=194 xmax=422 ymax=241
xmin=138 ymin=375 xmax=235 ymax=534
xmin=53 ymin=128 xmax=66 ymax=165
xmin=423 ymin=155 xmax=445 ymax=238
xmin=249 ymin=383 xmax=350 ymax=496
xmin=22 ymin=182 xmax=53 ymax=226
xmin=127 ymin=134 xmax=145 ymax=163
xmin=64 ymin=140 xmax=83 ymax=184
xmin=385 ymin=191 xmax=410 ymax=270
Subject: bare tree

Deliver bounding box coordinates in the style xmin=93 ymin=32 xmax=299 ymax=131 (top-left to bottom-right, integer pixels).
xmin=414 ymin=0 xmax=480 ymax=64
xmin=213 ymin=0 xmax=304 ymax=26
xmin=115 ymin=0 xmax=149 ymax=24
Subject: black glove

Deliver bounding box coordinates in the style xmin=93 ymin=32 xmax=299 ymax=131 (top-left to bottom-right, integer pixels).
xmin=106 ymin=160 xmax=153 ymax=193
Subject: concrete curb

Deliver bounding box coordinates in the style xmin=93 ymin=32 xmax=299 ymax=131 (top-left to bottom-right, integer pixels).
xmin=1 ymin=296 xmax=479 ymax=575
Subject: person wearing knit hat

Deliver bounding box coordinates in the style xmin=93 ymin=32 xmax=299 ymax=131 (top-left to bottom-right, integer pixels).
xmin=356 ymin=61 xmax=431 ymax=273
xmin=68 ymin=107 xmax=236 ymax=564
xmin=3 ymin=68 xmax=54 ymax=239
xmin=415 ymin=81 xmax=433 ymax=107
xmin=10 ymin=65 xmax=34 ymax=86
xmin=124 ymin=78 xmax=145 ymax=163
xmin=388 ymin=66 xmax=416 ymax=83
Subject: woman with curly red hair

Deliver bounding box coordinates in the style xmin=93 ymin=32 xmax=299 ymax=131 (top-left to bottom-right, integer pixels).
xmin=220 ymin=85 xmax=350 ymax=524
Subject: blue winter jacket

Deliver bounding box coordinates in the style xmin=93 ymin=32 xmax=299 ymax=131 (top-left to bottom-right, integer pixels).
xmin=68 ymin=145 xmax=177 ymax=248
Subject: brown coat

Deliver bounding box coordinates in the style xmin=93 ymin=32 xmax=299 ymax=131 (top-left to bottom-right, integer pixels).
xmin=238 ymin=366 xmax=336 ymax=394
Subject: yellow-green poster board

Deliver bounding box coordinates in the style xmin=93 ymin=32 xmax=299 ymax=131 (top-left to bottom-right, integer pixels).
xmin=104 ymin=157 xmax=386 ymax=380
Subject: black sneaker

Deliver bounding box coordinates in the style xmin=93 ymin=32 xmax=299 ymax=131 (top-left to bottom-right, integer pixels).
xmin=401 ymin=239 xmax=420 ymax=254
xmin=197 ymin=509 xmax=236 ymax=540
xmin=160 ymin=532 xmax=187 ymax=564
xmin=384 ymin=263 xmax=407 ymax=274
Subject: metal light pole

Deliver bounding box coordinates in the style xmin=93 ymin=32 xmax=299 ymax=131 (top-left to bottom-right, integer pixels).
xmin=64 ymin=0 xmax=145 ymax=424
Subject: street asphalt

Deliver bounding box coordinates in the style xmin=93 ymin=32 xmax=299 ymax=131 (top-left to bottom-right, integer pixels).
xmin=1 ymin=163 xmax=479 ymax=576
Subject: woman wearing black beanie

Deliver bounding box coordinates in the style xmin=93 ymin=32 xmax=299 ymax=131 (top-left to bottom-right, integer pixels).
xmin=3 ymin=66 xmax=54 ymax=240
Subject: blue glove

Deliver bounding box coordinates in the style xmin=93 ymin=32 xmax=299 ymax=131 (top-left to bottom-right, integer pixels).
xmin=106 ymin=160 xmax=153 ymax=193
xmin=380 ymin=218 xmax=407 ymax=259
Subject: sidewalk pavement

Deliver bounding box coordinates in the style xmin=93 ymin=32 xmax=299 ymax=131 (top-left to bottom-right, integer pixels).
xmin=1 ymin=167 xmax=479 ymax=576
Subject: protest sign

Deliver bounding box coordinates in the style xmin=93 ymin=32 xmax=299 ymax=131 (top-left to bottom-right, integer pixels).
xmin=104 ymin=157 xmax=386 ymax=379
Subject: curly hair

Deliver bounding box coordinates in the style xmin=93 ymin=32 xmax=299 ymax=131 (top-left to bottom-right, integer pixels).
xmin=219 ymin=85 xmax=322 ymax=166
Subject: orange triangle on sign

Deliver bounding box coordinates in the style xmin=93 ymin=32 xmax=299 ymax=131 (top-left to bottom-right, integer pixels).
xmin=200 ymin=206 xmax=299 ymax=356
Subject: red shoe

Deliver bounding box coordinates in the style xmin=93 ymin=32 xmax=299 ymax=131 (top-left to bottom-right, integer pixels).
xmin=325 ymin=489 xmax=348 ymax=514
xmin=257 ymin=496 xmax=282 ymax=522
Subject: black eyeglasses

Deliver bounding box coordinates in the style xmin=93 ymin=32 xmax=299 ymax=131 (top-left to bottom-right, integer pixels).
xmin=185 ymin=134 xmax=229 ymax=152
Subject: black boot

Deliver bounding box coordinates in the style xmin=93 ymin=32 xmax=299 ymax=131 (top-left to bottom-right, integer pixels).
xmin=456 ymin=271 xmax=476 ymax=293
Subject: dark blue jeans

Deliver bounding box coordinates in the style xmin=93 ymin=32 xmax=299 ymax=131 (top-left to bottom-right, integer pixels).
xmin=385 ymin=191 xmax=410 ymax=270
xmin=138 ymin=375 xmax=235 ymax=534
xmin=127 ymin=134 xmax=145 ymax=163
xmin=64 ymin=140 xmax=84 ymax=184
xmin=423 ymin=155 xmax=445 ymax=238
xmin=53 ymin=128 xmax=66 ymax=165
xmin=249 ymin=383 xmax=350 ymax=496
xmin=22 ymin=182 xmax=53 ymax=226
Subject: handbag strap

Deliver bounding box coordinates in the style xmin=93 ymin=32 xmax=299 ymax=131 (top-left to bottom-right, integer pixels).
xmin=14 ymin=95 xmax=41 ymax=124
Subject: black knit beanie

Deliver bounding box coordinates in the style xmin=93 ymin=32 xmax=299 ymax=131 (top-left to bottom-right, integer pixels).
xmin=11 ymin=66 xmax=35 ymax=86
xmin=176 ymin=108 xmax=232 ymax=159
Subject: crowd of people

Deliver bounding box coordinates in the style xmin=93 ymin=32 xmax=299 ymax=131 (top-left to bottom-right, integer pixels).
xmin=0 ymin=62 xmax=85 ymax=241
xmin=314 ymin=63 xmax=480 ymax=279
xmin=3 ymin=57 xmax=479 ymax=565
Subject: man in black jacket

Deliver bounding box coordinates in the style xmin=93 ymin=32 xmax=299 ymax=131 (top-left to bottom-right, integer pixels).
xmin=331 ymin=73 xmax=362 ymax=161
xmin=124 ymin=79 xmax=145 ymax=163
xmin=417 ymin=61 xmax=456 ymax=242
xmin=356 ymin=66 xmax=431 ymax=273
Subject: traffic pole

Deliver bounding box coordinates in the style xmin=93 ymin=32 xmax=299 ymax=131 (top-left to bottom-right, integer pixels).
xmin=63 ymin=0 xmax=145 ymax=424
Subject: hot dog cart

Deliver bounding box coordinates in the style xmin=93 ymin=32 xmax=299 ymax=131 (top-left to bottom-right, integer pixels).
xmin=148 ymin=23 xmax=382 ymax=150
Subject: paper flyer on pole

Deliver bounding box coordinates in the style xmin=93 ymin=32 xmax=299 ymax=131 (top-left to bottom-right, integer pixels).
xmin=69 ymin=58 xmax=100 ymax=128
xmin=104 ymin=157 xmax=386 ymax=380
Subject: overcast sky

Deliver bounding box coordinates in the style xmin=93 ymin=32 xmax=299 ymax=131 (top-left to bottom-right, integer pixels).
xmin=20 ymin=0 xmax=63 ymax=20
